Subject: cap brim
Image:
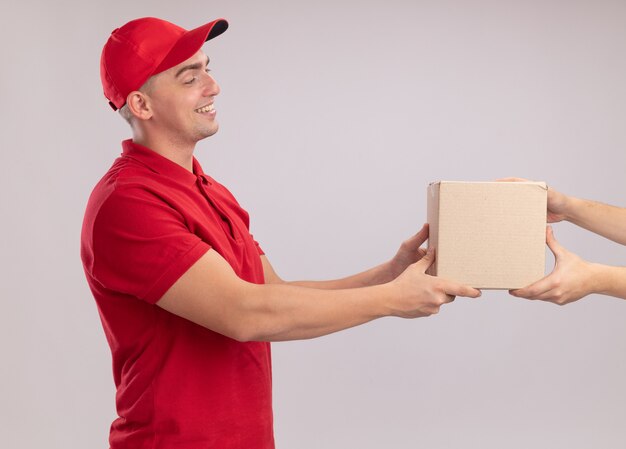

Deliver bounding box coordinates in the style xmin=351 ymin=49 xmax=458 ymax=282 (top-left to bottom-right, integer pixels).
xmin=154 ymin=18 xmax=228 ymax=75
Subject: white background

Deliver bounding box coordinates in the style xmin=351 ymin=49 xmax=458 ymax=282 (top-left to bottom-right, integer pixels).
xmin=1 ymin=1 xmax=625 ymax=448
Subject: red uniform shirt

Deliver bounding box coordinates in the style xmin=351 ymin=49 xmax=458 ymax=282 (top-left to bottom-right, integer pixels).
xmin=81 ymin=140 xmax=274 ymax=449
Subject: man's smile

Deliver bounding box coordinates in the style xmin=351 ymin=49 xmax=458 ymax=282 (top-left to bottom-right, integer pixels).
xmin=195 ymin=104 xmax=215 ymax=114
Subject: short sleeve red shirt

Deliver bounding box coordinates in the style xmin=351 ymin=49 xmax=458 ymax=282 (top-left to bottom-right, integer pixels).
xmin=80 ymin=140 xmax=274 ymax=449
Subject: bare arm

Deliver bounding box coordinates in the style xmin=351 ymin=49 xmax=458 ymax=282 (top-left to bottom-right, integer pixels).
xmin=261 ymin=224 xmax=430 ymax=289
xmin=554 ymin=194 xmax=626 ymax=245
xmin=157 ymin=248 xmax=481 ymax=342
xmin=498 ymin=178 xmax=626 ymax=245
xmin=262 ymin=256 xmax=398 ymax=289
xmin=510 ymin=227 xmax=626 ymax=304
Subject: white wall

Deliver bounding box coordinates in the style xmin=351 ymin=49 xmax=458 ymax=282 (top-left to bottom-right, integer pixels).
xmin=1 ymin=0 xmax=624 ymax=448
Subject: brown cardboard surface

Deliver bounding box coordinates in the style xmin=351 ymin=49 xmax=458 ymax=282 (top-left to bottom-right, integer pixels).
xmin=427 ymin=181 xmax=547 ymax=289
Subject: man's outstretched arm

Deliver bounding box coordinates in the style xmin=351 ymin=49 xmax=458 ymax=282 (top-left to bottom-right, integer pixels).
xmin=157 ymin=247 xmax=480 ymax=342
xmin=261 ymin=224 xmax=430 ymax=289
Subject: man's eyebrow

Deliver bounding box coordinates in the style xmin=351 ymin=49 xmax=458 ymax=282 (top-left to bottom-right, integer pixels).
xmin=174 ymin=56 xmax=210 ymax=78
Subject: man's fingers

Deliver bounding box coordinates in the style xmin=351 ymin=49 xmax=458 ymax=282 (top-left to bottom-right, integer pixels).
xmin=415 ymin=247 xmax=435 ymax=272
xmin=443 ymin=281 xmax=481 ymax=298
xmin=429 ymin=294 xmax=456 ymax=316
xmin=407 ymin=223 xmax=429 ymax=247
xmin=495 ymin=177 xmax=530 ymax=183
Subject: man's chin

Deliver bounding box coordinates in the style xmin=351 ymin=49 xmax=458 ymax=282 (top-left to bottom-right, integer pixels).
xmin=196 ymin=125 xmax=219 ymax=141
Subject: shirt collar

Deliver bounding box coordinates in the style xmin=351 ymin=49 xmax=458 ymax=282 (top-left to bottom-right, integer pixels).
xmin=121 ymin=139 xmax=206 ymax=185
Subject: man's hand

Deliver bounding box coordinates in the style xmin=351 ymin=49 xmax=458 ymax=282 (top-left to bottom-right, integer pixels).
xmin=271 ymin=223 xmax=431 ymax=290
xmin=509 ymin=226 xmax=598 ymax=305
xmin=388 ymin=247 xmax=482 ymax=318
xmin=388 ymin=223 xmax=430 ymax=280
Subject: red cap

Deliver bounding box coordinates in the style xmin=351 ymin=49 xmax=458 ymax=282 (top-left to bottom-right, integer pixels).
xmin=100 ymin=17 xmax=228 ymax=111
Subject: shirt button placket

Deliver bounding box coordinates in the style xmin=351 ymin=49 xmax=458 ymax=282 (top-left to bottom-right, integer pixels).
xmin=197 ymin=176 xmax=237 ymax=239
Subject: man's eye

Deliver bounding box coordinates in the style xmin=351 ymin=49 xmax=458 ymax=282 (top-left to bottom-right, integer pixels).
xmin=185 ymin=77 xmax=197 ymax=84
xmin=205 ymin=68 xmax=211 ymax=74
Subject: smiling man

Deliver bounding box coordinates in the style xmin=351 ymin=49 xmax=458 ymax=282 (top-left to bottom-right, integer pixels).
xmin=81 ymin=16 xmax=480 ymax=449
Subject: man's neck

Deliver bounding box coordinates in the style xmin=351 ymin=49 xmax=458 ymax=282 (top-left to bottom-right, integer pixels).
xmin=133 ymin=133 xmax=196 ymax=173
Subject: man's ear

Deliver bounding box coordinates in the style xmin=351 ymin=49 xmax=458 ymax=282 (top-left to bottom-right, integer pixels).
xmin=126 ymin=91 xmax=153 ymax=121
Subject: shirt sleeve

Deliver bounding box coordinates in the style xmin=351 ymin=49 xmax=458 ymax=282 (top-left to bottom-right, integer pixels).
xmin=90 ymin=186 xmax=210 ymax=304
xmin=251 ymin=235 xmax=264 ymax=256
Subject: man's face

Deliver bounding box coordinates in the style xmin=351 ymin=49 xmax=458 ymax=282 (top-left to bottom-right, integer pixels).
xmin=146 ymin=50 xmax=220 ymax=144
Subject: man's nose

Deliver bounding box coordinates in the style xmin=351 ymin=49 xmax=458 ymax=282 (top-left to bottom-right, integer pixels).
xmin=202 ymin=73 xmax=220 ymax=96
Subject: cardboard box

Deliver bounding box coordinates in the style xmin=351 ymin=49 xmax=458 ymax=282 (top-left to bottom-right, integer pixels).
xmin=427 ymin=181 xmax=547 ymax=289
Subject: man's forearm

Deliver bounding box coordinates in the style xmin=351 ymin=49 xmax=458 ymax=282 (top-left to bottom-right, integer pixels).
xmin=237 ymin=281 xmax=393 ymax=341
xmin=288 ymin=261 xmax=395 ymax=290
xmin=566 ymin=197 xmax=626 ymax=245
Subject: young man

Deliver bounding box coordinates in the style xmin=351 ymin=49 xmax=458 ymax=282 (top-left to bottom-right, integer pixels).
xmin=81 ymin=17 xmax=480 ymax=448
xmin=507 ymin=182 xmax=626 ymax=304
